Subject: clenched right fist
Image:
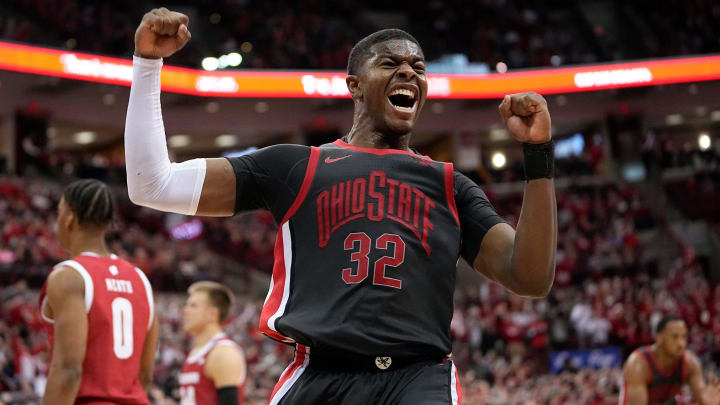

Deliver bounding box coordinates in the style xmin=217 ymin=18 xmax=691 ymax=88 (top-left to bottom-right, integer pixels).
xmin=134 ymin=8 xmax=191 ymax=59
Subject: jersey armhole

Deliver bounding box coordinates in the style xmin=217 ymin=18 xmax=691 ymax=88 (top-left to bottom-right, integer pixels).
xmin=681 ymin=351 xmax=687 ymax=381
xmin=135 ymin=267 xmax=155 ymax=331
xmin=54 ymin=260 xmax=94 ymax=313
xmin=636 ymin=349 xmax=654 ymax=384
xmin=444 ymin=163 xmax=460 ymax=228
xmin=280 ymin=146 xmax=321 ymax=223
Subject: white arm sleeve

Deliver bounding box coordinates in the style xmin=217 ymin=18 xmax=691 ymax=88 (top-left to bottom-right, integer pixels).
xmin=124 ymin=56 xmax=206 ymax=215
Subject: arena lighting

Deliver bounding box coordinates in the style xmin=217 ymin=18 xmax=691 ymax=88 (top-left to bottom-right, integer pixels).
xmin=168 ymin=134 xmax=191 ymax=148
xmin=491 ymin=152 xmax=507 ymax=169
xmin=215 ymin=134 xmax=238 ymax=147
xmin=201 ymin=57 xmax=219 ymax=71
xmin=73 ymin=131 xmax=96 ymax=144
xmin=1 ymin=41 xmax=720 ymax=98
xmin=202 ymin=53 xmax=242 ymax=71
xmin=698 ymin=133 xmax=711 ymax=151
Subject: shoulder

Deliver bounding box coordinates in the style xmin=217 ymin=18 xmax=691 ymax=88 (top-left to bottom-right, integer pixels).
xmin=206 ymin=341 xmax=244 ymax=368
xmin=243 ymin=144 xmax=311 ymax=161
xmin=46 ymin=265 xmax=85 ymax=296
xmin=624 ymin=350 xmax=650 ymax=381
xmin=226 ymin=144 xmax=312 ymax=173
xmin=684 ymin=350 xmax=702 ymax=376
xmin=205 ymin=340 xmax=245 ymax=382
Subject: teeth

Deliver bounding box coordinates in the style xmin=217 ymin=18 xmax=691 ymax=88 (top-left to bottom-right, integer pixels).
xmin=389 ymin=88 xmax=415 ymax=99
xmin=394 ymin=105 xmax=414 ymax=112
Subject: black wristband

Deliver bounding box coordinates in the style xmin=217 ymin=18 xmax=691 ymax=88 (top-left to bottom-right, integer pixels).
xmin=523 ymin=140 xmax=554 ymax=181
xmin=217 ymin=386 xmax=239 ymax=405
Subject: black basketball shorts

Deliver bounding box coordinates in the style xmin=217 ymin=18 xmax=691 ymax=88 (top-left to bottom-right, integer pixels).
xmin=268 ymin=345 xmax=463 ymax=405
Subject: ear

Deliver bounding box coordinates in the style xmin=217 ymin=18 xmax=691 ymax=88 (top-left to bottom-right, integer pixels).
xmin=346 ymin=75 xmax=362 ymax=100
xmin=65 ymin=211 xmax=77 ymax=231
xmin=210 ymin=307 xmax=220 ymax=323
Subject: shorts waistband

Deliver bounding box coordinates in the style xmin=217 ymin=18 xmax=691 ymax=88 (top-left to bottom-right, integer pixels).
xmin=306 ymin=348 xmax=446 ymax=373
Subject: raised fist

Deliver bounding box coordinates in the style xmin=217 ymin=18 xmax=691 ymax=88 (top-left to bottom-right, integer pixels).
xmin=134 ymin=8 xmax=191 ymax=59
xmin=498 ymin=92 xmax=552 ymax=144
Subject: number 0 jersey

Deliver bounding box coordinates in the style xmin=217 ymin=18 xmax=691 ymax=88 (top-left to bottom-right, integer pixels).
xmin=39 ymin=252 xmax=154 ymax=404
xmin=228 ymin=140 xmax=504 ymax=358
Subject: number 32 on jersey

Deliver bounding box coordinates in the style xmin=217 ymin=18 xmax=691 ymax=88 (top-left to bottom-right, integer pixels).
xmin=342 ymin=233 xmax=406 ymax=289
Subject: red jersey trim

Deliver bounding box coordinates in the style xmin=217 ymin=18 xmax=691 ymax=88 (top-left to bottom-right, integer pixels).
xmin=260 ymin=224 xmax=294 ymax=343
xmin=281 ymin=146 xmax=321 ymax=223
xmin=261 ymin=147 xmax=319 ymax=343
xmin=681 ymin=351 xmax=687 ymax=382
xmin=268 ymin=344 xmax=309 ymax=405
xmin=333 ymin=139 xmax=430 ymax=158
xmin=640 ymin=347 xmax=681 ymax=379
xmin=444 ymin=163 xmax=460 ymax=228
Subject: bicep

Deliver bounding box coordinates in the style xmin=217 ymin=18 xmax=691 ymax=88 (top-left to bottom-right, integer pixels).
xmin=196 ymin=158 xmax=237 ymax=217
xmin=685 ymin=354 xmax=706 ymax=401
xmin=206 ymin=346 xmax=245 ymax=388
xmin=623 ymin=356 xmax=650 ymax=405
xmin=624 ymin=383 xmax=648 ymax=405
xmin=47 ymin=269 xmax=88 ymax=367
xmin=473 ymin=222 xmax=515 ymax=284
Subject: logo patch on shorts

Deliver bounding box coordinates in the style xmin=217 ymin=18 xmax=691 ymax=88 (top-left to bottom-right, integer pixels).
xmin=375 ymin=356 xmax=392 ymax=370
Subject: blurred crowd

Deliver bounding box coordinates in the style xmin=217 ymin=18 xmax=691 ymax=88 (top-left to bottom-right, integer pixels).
xmin=2 ymin=165 xmax=720 ymax=403
xmin=3 ymin=253 xmax=718 ymax=404
xmin=2 ymin=0 xmax=719 ymax=70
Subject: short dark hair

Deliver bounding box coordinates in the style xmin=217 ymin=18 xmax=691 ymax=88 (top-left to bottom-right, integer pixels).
xmin=63 ymin=179 xmax=115 ymax=227
xmin=656 ymin=315 xmax=684 ymax=335
xmin=189 ymin=281 xmax=235 ymax=323
xmin=347 ymin=28 xmax=421 ymax=75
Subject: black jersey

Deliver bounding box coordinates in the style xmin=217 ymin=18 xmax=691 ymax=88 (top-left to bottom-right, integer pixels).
xmin=639 ymin=346 xmax=686 ymax=405
xmin=228 ymin=139 xmax=504 ymax=357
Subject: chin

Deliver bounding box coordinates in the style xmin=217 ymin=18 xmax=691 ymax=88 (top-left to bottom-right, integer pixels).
xmin=385 ymin=120 xmax=414 ymax=136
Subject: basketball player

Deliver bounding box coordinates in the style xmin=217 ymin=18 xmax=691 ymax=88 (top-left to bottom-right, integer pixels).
xmin=179 ymin=281 xmax=246 ymax=405
xmin=40 ymin=179 xmax=159 ymax=405
xmin=620 ymin=316 xmax=720 ymax=405
xmin=125 ymin=8 xmax=556 ymax=404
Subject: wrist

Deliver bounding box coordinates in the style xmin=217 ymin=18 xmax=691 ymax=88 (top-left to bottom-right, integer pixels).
xmin=522 ymin=139 xmax=554 ymax=181
xmin=133 ymin=50 xmax=162 ymax=60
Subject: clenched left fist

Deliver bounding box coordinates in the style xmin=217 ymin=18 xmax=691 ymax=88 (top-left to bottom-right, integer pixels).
xmin=498 ymin=92 xmax=552 ymax=144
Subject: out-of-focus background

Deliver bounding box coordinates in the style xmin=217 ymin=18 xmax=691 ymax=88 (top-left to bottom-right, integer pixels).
xmin=1 ymin=1 xmax=719 ymax=404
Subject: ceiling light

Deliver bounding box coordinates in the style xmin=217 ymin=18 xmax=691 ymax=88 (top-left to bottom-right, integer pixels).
xmin=491 ymin=152 xmax=507 ymax=169
xmin=73 ymin=131 xmax=96 ymax=144
xmin=168 ymin=134 xmax=190 ymax=148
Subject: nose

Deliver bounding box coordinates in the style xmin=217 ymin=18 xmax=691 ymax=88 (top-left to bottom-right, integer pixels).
xmin=396 ymin=62 xmax=416 ymax=80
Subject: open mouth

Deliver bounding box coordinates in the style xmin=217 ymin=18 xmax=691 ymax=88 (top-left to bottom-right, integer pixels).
xmin=387 ymin=87 xmax=417 ymax=113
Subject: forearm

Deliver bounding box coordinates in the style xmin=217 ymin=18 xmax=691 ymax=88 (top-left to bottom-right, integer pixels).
xmin=124 ymin=56 xmax=206 ymax=215
xmin=509 ymin=178 xmax=557 ymax=297
xmin=43 ymin=365 xmax=82 ymax=405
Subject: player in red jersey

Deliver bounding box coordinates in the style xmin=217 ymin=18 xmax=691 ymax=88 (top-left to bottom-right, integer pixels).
xmin=179 ymin=281 xmax=246 ymax=405
xmin=620 ymin=315 xmax=720 ymax=405
xmin=40 ymin=179 xmax=159 ymax=405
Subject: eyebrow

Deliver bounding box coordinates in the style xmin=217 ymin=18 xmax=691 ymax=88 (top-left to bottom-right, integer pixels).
xmin=376 ymin=53 xmax=425 ymax=63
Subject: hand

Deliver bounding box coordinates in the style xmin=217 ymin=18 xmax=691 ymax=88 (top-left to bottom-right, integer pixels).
xmin=498 ymin=92 xmax=552 ymax=144
xmin=134 ymin=8 xmax=191 ymax=59
xmin=705 ymin=383 xmax=720 ymax=405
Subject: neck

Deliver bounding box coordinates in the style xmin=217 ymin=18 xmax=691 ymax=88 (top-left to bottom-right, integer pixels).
xmin=192 ymin=324 xmax=224 ymax=350
xmin=68 ymin=231 xmax=110 ymax=258
xmin=346 ymin=107 xmax=412 ymax=151
xmin=652 ymin=346 xmax=680 ymax=370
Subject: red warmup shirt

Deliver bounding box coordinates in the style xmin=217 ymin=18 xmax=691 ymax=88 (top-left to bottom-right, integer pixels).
xmin=179 ymin=332 xmax=246 ymax=405
xmin=40 ymin=252 xmax=154 ymax=405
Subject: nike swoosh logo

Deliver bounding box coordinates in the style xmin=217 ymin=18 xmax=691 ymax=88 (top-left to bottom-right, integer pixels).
xmin=325 ymin=155 xmax=352 ymax=163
